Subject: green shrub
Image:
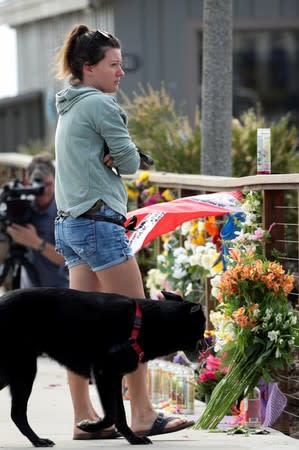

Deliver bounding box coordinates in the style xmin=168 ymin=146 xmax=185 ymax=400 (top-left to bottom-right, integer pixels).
xmin=121 ymin=83 xmax=299 ymax=176
xmin=232 ymin=109 xmax=299 ymax=176
xmin=120 ymin=84 xmax=202 ymax=174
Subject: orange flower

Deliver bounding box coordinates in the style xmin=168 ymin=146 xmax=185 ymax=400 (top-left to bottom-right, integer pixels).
xmin=232 ymin=307 xmax=246 ymax=319
xmin=249 ymin=303 xmax=259 ymax=314
xmin=229 ymin=248 xmax=241 ymax=261
xmin=205 ymin=216 xmax=220 ymax=238
xmin=236 ymin=315 xmax=249 ymax=328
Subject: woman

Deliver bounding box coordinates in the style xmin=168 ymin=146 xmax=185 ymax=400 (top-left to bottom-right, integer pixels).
xmin=54 ymin=24 xmax=193 ymax=440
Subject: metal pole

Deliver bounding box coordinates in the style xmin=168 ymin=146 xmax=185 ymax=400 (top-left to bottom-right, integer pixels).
xmin=201 ymin=0 xmax=233 ymax=176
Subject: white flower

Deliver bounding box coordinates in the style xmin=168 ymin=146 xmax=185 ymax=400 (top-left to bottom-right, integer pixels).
xmin=172 ymin=267 xmax=187 ymax=279
xmin=268 ymin=330 xmax=280 ymax=342
xmin=175 ymin=254 xmax=189 ymax=266
xmin=184 ymin=240 xmax=192 ymax=250
xmin=244 ymin=213 xmax=257 ymax=225
xmin=275 ymin=347 xmax=281 ymax=358
xmin=211 ymin=275 xmax=221 ymax=288
xmin=181 ymin=221 xmax=192 ymax=236
xmin=234 ymin=231 xmax=250 ymax=241
xmin=264 ymin=308 xmax=272 ymax=321
xmin=200 ymin=248 xmax=219 ymax=271
xmin=185 ymin=282 xmax=193 ymax=295
xmin=211 ymin=286 xmax=219 ymax=298
xmin=209 ymin=311 xmax=223 ymax=328
xmin=275 ymin=313 xmax=282 ymax=323
xmin=146 ymin=268 xmax=165 ymax=289
xmin=173 ymin=247 xmax=186 ymax=257
xmin=252 ymin=308 xmax=260 ymax=318
xmin=289 ymin=314 xmax=297 ymax=325
xmin=157 ymin=254 xmax=166 ymax=264
xmin=189 ymin=253 xmax=201 ymax=266
xmin=164 ymin=242 xmax=173 ymax=251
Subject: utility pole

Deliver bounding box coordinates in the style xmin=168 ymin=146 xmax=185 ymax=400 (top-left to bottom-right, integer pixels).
xmin=201 ymin=0 xmax=233 ymax=176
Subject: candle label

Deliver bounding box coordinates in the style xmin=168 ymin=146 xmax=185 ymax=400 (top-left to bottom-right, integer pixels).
xmin=257 ymin=128 xmax=271 ymax=174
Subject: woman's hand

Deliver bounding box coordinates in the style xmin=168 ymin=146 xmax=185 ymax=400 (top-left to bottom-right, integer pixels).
xmin=103 ymin=154 xmax=115 ymax=168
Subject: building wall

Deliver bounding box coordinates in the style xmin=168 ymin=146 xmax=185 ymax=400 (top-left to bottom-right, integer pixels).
xmin=0 ymin=1 xmax=114 ymax=143
xmin=114 ymin=0 xmax=203 ymax=122
xmin=114 ymin=0 xmax=299 ymax=124
xmin=0 ymin=0 xmax=298 ymax=148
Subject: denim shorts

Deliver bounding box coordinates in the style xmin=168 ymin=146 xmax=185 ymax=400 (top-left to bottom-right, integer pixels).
xmin=54 ymin=204 xmax=134 ymax=271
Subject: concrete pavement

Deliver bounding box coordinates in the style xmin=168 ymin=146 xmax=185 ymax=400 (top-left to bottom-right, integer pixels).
xmin=0 ymin=357 xmax=298 ymax=449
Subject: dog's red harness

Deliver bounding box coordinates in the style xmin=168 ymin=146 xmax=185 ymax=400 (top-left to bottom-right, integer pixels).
xmin=129 ymin=302 xmax=145 ymax=362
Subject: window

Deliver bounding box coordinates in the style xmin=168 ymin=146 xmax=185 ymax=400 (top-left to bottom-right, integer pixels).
xmin=198 ymin=30 xmax=299 ymax=127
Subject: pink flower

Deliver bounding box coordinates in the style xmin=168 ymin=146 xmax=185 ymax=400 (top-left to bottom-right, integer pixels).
xmin=253 ymin=227 xmax=265 ymax=240
xmin=206 ymin=355 xmax=221 ymax=371
xmin=143 ymin=193 xmax=163 ymax=206
xmin=199 ymin=370 xmax=217 ymax=382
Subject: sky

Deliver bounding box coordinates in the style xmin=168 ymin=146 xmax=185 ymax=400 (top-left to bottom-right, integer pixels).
xmin=0 ymin=24 xmax=17 ymax=98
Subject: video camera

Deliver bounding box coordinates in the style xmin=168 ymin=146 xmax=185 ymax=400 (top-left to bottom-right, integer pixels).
xmin=0 ymin=179 xmax=45 ymax=227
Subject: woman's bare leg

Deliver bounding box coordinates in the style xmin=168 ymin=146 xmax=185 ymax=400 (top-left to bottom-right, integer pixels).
xmin=95 ymin=257 xmax=189 ymax=433
xmin=68 ymin=264 xmax=113 ymax=437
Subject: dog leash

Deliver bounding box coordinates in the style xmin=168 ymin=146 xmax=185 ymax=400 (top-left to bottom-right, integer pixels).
xmin=129 ymin=302 xmax=145 ymax=362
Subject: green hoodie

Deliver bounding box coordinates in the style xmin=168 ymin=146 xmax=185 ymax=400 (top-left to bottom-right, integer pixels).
xmin=55 ymin=85 xmax=140 ymax=217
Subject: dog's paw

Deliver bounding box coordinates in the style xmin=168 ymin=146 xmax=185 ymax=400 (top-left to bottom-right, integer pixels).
xmin=77 ymin=419 xmax=101 ymax=432
xmin=33 ymin=438 xmax=55 ymax=447
xmin=130 ymin=435 xmax=152 ymax=445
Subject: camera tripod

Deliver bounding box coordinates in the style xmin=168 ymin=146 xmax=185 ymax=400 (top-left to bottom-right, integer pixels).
xmin=0 ymin=240 xmax=40 ymax=290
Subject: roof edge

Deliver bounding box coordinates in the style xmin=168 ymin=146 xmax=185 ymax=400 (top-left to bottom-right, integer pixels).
xmin=0 ymin=0 xmax=93 ymax=27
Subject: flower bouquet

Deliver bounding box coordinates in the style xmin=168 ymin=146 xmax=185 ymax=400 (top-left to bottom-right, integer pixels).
xmin=195 ymin=344 xmax=229 ymax=402
xmin=194 ymin=253 xmax=299 ymax=429
xmin=146 ymin=219 xmax=222 ymax=303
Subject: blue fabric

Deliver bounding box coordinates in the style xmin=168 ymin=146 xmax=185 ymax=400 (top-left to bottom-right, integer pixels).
xmin=54 ymin=204 xmax=133 ymax=271
xmin=21 ymin=198 xmax=68 ymax=288
xmin=220 ymin=212 xmax=245 ymax=270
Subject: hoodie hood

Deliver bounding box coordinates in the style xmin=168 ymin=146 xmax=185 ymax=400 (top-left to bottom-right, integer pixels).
xmin=56 ymin=85 xmax=100 ymax=115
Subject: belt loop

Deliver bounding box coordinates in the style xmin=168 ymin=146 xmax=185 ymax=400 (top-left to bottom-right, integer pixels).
xmin=56 ymin=210 xmax=69 ymax=219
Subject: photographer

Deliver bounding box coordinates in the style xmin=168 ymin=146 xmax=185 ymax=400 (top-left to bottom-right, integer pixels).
xmin=6 ymin=153 xmax=68 ymax=288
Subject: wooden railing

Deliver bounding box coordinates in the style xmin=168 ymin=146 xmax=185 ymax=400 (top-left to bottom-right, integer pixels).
xmin=124 ymin=170 xmax=299 ymax=273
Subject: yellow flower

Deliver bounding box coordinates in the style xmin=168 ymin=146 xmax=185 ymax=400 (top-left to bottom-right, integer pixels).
xmin=204 ymin=330 xmax=215 ymax=338
xmin=211 ymin=260 xmax=223 ymax=275
xmin=190 ymin=220 xmax=206 ymax=245
xmin=136 ymin=171 xmax=150 ymax=183
xmin=162 ymin=188 xmax=176 ymax=202
xmin=126 ymin=187 xmax=139 ymax=200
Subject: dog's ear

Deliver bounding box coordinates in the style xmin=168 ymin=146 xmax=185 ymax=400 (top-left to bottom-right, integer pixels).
xmin=190 ymin=304 xmax=203 ymax=313
xmin=161 ymin=291 xmax=184 ymax=302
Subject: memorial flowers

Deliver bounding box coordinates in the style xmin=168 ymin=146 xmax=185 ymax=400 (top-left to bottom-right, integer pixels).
xmin=194 ymin=237 xmax=299 ymax=429
xmin=146 ymin=218 xmax=222 ymax=303
xmin=195 ymin=331 xmax=229 ymax=401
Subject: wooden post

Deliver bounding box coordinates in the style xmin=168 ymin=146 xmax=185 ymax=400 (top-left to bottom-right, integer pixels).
xmin=263 ymin=190 xmax=285 ymax=259
xmin=205 ymin=276 xmax=215 ymax=330
xmin=263 ymin=189 xmax=291 ymax=434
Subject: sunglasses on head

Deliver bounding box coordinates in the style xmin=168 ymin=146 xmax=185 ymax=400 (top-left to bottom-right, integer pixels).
xmin=88 ymin=29 xmax=111 ymax=47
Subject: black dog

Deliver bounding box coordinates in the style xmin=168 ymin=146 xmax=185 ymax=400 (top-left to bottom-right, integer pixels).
xmin=0 ymin=287 xmax=205 ymax=446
